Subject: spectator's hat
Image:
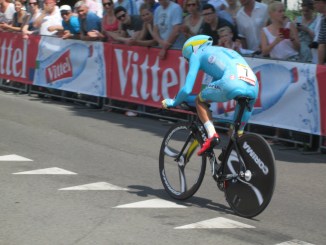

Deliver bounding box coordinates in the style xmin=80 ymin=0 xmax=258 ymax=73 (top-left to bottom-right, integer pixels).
xmin=60 ymin=5 xmax=72 ymax=12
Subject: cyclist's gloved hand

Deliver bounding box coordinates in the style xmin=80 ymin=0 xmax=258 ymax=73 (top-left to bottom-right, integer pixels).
xmin=162 ymin=98 xmax=175 ymax=109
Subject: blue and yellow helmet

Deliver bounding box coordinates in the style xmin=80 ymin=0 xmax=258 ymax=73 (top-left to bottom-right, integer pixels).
xmin=182 ymin=35 xmax=213 ymax=61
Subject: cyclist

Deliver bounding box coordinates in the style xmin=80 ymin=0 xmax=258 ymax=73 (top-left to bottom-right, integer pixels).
xmin=162 ymin=35 xmax=259 ymax=156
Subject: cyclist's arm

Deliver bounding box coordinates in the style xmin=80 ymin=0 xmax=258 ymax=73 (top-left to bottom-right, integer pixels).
xmin=172 ymin=58 xmax=200 ymax=106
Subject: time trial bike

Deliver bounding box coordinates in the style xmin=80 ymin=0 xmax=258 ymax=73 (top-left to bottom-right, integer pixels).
xmin=159 ymin=96 xmax=276 ymax=218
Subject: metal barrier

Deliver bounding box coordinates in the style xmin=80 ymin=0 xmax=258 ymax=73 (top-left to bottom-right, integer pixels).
xmin=0 ymin=79 xmax=29 ymax=94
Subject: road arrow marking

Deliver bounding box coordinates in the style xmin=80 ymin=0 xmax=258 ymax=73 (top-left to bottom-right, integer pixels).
xmin=12 ymin=167 xmax=77 ymax=175
xmin=174 ymin=217 xmax=255 ymax=229
xmin=275 ymin=240 xmax=315 ymax=245
xmin=0 ymin=154 xmax=33 ymax=161
xmin=114 ymin=198 xmax=187 ymax=208
xmin=59 ymin=182 xmax=129 ymax=190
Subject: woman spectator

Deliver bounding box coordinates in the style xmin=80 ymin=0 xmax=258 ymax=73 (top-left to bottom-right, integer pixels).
xmin=294 ymin=0 xmax=317 ymax=62
xmin=127 ymin=3 xmax=157 ymax=46
xmin=101 ymin=0 xmax=119 ymax=41
xmin=21 ymin=0 xmax=41 ymax=38
xmin=261 ymin=1 xmax=300 ymax=60
xmin=0 ymin=0 xmax=28 ymax=32
xmin=181 ymin=0 xmax=203 ymax=39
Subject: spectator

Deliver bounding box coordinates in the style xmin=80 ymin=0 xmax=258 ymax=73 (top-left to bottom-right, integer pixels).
xmin=22 ymin=0 xmax=41 ymax=38
xmin=200 ymin=3 xmax=237 ymax=45
xmin=294 ymin=0 xmax=317 ymax=62
xmin=33 ymin=0 xmax=62 ymax=36
xmin=217 ymin=25 xmax=254 ymax=54
xmin=128 ymin=3 xmax=158 ymax=46
xmin=152 ymin=0 xmax=184 ymax=60
xmin=114 ymin=0 xmax=139 ymax=15
xmin=101 ymin=0 xmax=119 ymax=41
xmin=47 ymin=5 xmax=80 ymax=39
xmin=313 ymin=0 xmax=326 ymax=64
xmin=74 ymin=1 xmax=102 ymax=41
xmin=82 ymin=0 xmax=103 ymax=18
xmin=207 ymin=0 xmax=228 ymax=13
xmin=106 ymin=6 xmax=143 ymax=44
xmin=261 ymin=1 xmax=300 ymax=60
xmin=181 ymin=0 xmax=203 ymax=39
xmin=144 ymin=0 xmax=160 ymax=12
xmin=236 ymin=0 xmax=268 ymax=52
xmin=0 ymin=0 xmax=29 ymax=32
xmin=218 ymin=0 xmax=240 ymax=25
xmin=0 ymin=0 xmax=15 ymax=25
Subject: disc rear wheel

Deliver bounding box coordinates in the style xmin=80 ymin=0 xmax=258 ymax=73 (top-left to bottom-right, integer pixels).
xmin=223 ymin=133 xmax=276 ymax=218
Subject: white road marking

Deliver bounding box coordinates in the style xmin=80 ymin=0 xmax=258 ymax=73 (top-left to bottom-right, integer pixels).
xmin=275 ymin=240 xmax=315 ymax=245
xmin=174 ymin=217 xmax=255 ymax=229
xmin=0 ymin=154 xmax=33 ymax=161
xmin=59 ymin=182 xmax=129 ymax=190
xmin=114 ymin=198 xmax=187 ymax=208
xmin=12 ymin=167 xmax=77 ymax=175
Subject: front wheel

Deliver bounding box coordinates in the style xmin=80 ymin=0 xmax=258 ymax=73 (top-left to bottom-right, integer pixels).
xmin=223 ymin=133 xmax=276 ymax=218
xmin=159 ymin=122 xmax=206 ymax=200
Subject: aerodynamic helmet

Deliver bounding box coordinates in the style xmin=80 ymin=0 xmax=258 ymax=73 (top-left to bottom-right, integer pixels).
xmin=182 ymin=35 xmax=213 ymax=61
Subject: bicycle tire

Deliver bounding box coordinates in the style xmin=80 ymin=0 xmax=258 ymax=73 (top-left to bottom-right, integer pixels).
xmin=223 ymin=133 xmax=276 ymax=218
xmin=159 ymin=122 xmax=206 ymax=200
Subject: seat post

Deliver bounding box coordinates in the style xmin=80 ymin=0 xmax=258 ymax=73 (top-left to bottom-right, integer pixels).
xmin=233 ymin=97 xmax=249 ymax=134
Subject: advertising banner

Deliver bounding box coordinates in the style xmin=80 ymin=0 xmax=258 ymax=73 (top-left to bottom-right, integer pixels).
xmin=0 ymin=32 xmax=40 ymax=83
xmin=209 ymin=59 xmax=322 ymax=136
xmin=33 ymin=37 xmax=107 ymax=97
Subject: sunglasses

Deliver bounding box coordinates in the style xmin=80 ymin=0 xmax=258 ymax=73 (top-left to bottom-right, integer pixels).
xmin=187 ymin=3 xmax=196 ymax=7
xmin=202 ymin=12 xmax=214 ymax=16
xmin=61 ymin=11 xmax=69 ymax=16
xmin=117 ymin=13 xmax=126 ymax=20
xmin=103 ymin=2 xmax=112 ymax=7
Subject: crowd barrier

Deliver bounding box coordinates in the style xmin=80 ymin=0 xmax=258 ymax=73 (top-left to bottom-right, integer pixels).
xmin=0 ymin=32 xmax=325 ymax=153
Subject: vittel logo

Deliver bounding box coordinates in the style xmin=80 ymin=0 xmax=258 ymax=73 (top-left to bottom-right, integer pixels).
xmin=243 ymin=141 xmax=269 ymax=175
xmin=114 ymin=49 xmax=187 ymax=101
xmin=45 ymin=50 xmax=73 ymax=83
xmin=0 ymin=38 xmax=28 ymax=78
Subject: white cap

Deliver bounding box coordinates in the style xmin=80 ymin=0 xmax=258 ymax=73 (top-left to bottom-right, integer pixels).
xmin=59 ymin=5 xmax=72 ymax=11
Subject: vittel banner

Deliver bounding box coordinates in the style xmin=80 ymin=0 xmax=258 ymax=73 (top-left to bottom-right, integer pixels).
xmin=33 ymin=37 xmax=107 ymax=97
xmin=0 ymin=32 xmax=40 ymax=83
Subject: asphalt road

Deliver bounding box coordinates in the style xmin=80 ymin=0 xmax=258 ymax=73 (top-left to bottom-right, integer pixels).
xmin=0 ymin=90 xmax=325 ymax=245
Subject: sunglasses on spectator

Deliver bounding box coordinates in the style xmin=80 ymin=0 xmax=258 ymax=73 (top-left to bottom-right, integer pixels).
xmin=202 ymin=12 xmax=214 ymax=16
xmin=187 ymin=3 xmax=196 ymax=7
xmin=103 ymin=2 xmax=112 ymax=7
xmin=117 ymin=13 xmax=126 ymax=20
xmin=61 ymin=10 xmax=69 ymax=16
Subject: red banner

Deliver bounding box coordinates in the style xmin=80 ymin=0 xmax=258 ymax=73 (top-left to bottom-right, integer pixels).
xmin=316 ymin=65 xmax=326 ymax=136
xmin=107 ymin=44 xmax=203 ymax=107
xmin=0 ymin=32 xmax=40 ymax=84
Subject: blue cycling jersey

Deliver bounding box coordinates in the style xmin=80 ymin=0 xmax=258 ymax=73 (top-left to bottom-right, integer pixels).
xmin=173 ymin=45 xmax=258 ymax=106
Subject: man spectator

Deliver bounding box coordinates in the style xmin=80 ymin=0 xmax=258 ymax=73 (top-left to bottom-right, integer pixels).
xmin=48 ymin=5 xmax=80 ymax=39
xmin=236 ymin=0 xmax=268 ymax=52
xmin=200 ymin=3 xmax=237 ymax=45
xmin=114 ymin=0 xmax=139 ymax=15
xmin=0 ymin=0 xmax=15 ymax=25
xmin=33 ymin=0 xmax=62 ymax=36
xmin=106 ymin=6 xmax=143 ymax=44
xmin=314 ymin=0 xmax=326 ymax=64
xmin=152 ymin=0 xmax=184 ymax=60
xmin=74 ymin=1 xmax=101 ymax=41
xmin=144 ymin=0 xmax=160 ymax=13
